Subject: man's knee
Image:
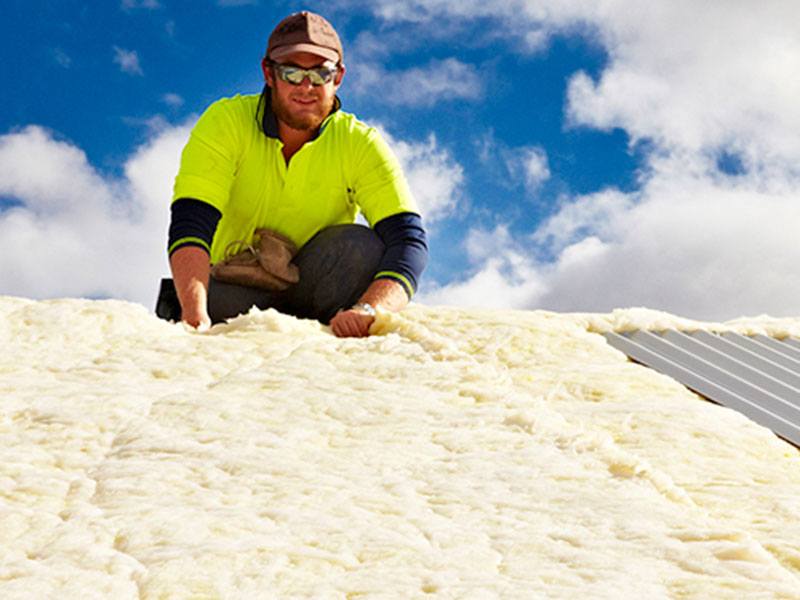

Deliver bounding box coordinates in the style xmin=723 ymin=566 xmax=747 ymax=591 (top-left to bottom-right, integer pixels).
xmin=287 ymin=224 xmax=384 ymax=322
xmin=294 ymin=225 xmax=383 ymax=279
xmin=299 ymin=224 xmax=383 ymax=259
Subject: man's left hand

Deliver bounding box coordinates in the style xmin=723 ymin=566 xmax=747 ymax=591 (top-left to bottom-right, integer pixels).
xmin=330 ymin=308 xmax=374 ymax=338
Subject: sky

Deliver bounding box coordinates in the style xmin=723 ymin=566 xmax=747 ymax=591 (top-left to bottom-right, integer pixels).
xmin=2 ymin=0 xmax=800 ymax=321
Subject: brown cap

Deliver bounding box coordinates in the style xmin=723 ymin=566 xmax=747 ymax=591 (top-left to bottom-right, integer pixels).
xmin=267 ymin=11 xmax=343 ymax=64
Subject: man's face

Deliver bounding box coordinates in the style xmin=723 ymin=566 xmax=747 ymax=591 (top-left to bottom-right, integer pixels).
xmin=263 ymin=51 xmax=344 ymax=132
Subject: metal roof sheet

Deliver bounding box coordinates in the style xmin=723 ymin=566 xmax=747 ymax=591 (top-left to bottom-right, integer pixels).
xmin=603 ymin=330 xmax=800 ymax=448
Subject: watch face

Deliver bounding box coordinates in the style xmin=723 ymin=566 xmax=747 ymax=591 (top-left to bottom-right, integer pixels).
xmin=354 ymin=302 xmax=376 ymax=316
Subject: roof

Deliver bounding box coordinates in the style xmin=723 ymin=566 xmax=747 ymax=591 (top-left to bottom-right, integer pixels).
xmin=604 ymin=329 xmax=800 ymax=448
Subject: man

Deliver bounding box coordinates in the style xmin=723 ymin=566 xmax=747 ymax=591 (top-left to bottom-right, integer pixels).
xmin=156 ymin=11 xmax=427 ymax=338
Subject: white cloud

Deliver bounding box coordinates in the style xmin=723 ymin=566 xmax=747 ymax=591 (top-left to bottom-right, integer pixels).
xmin=122 ymin=114 xmax=173 ymax=136
xmin=537 ymin=161 xmax=800 ymax=319
xmin=162 ymin=93 xmax=185 ymax=109
xmin=356 ymin=0 xmax=800 ymax=167
xmin=0 ymin=124 xmax=190 ymax=306
xmin=428 ymin=158 xmax=800 ymax=320
xmin=366 ymin=1 xmax=800 ymax=173
xmin=419 ymin=258 xmax=545 ymax=309
xmin=523 ymin=28 xmax=550 ymax=53
xmin=418 ymin=225 xmax=546 ymax=309
xmin=113 ymin=47 xmax=143 ymax=76
xmin=378 ymin=128 xmax=464 ymax=224
xmin=464 ymin=225 xmax=517 ymax=265
xmin=479 ymin=132 xmax=550 ymax=195
xmin=560 ymin=2 xmax=800 ymax=169
xmin=348 ymin=0 xmax=571 ymax=55
xmin=349 ymin=31 xmax=405 ymax=61
xmin=352 ymin=58 xmax=482 ymax=107
xmin=518 ymin=146 xmax=550 ymax=191
xmin=362 ymin=1 xmax=800 ymax=319
xmin=531 ymin=189 xmax=634 ymax=252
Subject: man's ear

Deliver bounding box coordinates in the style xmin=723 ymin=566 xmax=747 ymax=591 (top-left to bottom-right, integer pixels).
xmin=334 ymin=63 xmax=346 ymax=88
xmin=261 ymin=57 xmax=274 ymax=88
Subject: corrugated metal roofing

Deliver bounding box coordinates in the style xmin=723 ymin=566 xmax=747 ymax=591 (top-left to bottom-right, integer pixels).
xmin=603 ymin=330 xmax=800 ymax=448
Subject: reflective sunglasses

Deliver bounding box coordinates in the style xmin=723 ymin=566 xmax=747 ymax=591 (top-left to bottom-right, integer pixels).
xmin=273 ymin=63 xmax=338 ymax=86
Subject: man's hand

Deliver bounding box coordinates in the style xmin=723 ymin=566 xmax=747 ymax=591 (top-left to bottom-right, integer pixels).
xmin=182 ymin=307 xmax=212 ymax=332
xmin=330 ymin=308 xmax=374 ymax=338
xmin=170 ymin=246 xmax=212 ymax=332
xmin=330 ymin=279 xmax=409 ymax=338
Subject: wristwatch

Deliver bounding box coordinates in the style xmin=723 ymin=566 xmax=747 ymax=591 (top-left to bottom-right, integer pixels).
xmin=351 ymin=302 xmax=377 ymax=317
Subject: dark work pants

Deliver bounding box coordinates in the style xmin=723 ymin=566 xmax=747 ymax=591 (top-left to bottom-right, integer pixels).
xmin=155 ymin=224 xmax=385 ymax=325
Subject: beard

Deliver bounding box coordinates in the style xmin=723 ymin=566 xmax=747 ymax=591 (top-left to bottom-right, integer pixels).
xmin=271 ymin=90 xmax=335 ymax=132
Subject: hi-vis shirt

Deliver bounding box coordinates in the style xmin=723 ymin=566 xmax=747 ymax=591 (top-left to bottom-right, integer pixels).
xmin=171 ymin=94 xmax=419 ymax=265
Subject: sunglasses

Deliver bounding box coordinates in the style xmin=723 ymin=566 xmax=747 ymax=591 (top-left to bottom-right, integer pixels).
xmin=273 ymin=63 xmax=338 ymax=86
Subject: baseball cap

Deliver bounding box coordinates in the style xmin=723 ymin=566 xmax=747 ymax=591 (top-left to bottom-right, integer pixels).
xmin=267 ymin=11 xmax=343 ymax=64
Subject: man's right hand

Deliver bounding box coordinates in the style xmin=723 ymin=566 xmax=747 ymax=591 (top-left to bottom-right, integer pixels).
xmin=182 ymin=307 xmax=212 ymax=331
xmin=330 ymin=307 xmax=374 ymax=337
xmin=169 ymin=246 xmax=212 ymax=331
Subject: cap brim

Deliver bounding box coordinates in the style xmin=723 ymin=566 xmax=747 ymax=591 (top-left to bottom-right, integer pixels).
xmin=269 ymin=43 xmax=340 ymax=64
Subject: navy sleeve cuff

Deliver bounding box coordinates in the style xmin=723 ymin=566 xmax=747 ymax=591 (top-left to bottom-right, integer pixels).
xmin=373 ymin=212 xmax=428 ymax=298
xmin=167 ymin=198 xmax=222 ymax=257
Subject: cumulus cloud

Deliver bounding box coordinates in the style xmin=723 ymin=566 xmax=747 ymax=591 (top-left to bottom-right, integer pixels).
xmin=478 ymin=132 xmax=551 ymax=196
xmin=418 ymin=225 xmax=546 ymax=309
xmin=378 ymin=128 xmax=464 ymax=224
xmin=113 ymin=46 xmax=143 ymax=76
xmin=531 ymin=188 xmax=633 ymax=252
xmin=366 ymin=0 xmax=800 ymax=173
xmin=0 ymin=124 xmax=190 ymax=306
xmin=562 ymin=3 xmax=800 ymax=175
xmin=348 ymin=0 xmax=571 ymax=55
xmin=517 ymin=146 xmax=550 ymax=191
xmin=528 ymin=153 xmax=800 ymax=319
xmin=352 ymin=58 xmax=482 ymax=107
xmin=365 ymin=0 xmax=800 ymax=319
xmin=428 ymin=157 xmax=800 ymax=320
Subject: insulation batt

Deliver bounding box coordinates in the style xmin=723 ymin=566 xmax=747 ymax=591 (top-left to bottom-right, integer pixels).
xmin=0 ymin=297 xmax=799 ymax=599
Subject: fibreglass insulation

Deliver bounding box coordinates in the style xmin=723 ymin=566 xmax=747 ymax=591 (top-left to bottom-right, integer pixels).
xmin=1 ymin=298 xmax=798 ymax=598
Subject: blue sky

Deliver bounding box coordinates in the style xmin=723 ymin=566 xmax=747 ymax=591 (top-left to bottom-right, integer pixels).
xmin=2 ymin=1 xmax=800 ymax=320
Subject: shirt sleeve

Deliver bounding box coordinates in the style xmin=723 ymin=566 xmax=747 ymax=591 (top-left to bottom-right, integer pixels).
xmin=171 ymin=98 xmax=245 ymax=214
xmin=167 ymin=198 xmax=222 ymax=257
xmin=372 ymin=212 xmax=428 ymax=299
xmin=350 ymin=127 xmax=419 ymax=227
